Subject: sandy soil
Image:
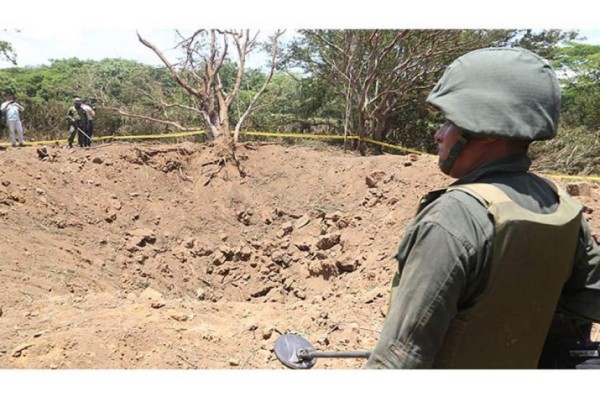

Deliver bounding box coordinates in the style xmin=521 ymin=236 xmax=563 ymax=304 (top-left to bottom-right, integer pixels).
xmin=0 ymin=141 xmax=598 ymax=369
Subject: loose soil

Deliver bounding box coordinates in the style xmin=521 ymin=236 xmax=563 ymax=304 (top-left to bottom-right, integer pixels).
xmin=0 ymin=141 xmax=598 ymax=369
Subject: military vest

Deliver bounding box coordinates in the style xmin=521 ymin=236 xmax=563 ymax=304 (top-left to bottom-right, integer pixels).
xmin=428 ymin=183 xmax=582 ymax=368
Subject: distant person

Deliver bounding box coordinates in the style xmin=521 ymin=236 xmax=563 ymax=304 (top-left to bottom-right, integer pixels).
xmin=81 ymin=98 xmax=96 ymax=147
xmin=1 ymin=94 xmax=25 ymax=147
xmin=66 ymin=97 xmax=88 ymax=148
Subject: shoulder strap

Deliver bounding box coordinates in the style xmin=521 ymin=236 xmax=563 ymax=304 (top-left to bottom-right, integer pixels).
xmin=447 ymin=183 xmax=512 ymax=207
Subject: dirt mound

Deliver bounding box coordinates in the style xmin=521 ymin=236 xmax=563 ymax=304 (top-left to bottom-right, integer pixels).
xmin=0 ymin=141 xmax=598 ymax=369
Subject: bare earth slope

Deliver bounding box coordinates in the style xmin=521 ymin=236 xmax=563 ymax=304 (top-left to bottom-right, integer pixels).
xmin=0 ymin=142 xmax=598 ymax=369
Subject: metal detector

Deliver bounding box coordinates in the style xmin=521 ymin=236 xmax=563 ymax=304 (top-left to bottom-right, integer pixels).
xmin=274 ymin=333 xmax=372 ymax=369
xmin=74 ymin=125 xmax=92 ymax=142
xmin=66 ymin=116 xmax=92 ymax=143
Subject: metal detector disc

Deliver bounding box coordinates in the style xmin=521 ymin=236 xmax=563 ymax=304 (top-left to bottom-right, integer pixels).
xmin=274 ymin=334 xmax=317 ymax=369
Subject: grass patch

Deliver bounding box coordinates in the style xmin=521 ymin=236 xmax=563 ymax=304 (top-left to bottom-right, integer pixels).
xmin=530 ymin=126 xmax=600 ymax=176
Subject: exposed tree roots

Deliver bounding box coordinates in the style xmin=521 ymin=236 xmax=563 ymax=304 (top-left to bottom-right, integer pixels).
xmin=201 ymin=139 xmax=247 ymax=186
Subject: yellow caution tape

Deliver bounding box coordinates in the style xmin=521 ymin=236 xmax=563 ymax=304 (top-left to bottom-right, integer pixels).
xmin=2 ymin=129 xmax=598 ymax=183
xmin=101 ymin=130 xmax=207 ymax=140
xmin=542 ymin=174 xmax=600 ymax=182
xmin=243 ymin=130 xmax=360 ymax=140
xmin=0 ymin=130 xmax=209 ymax=147
xmin=360 ymin=137 xmax=433 ymax=156
xmin=242 ymin=131 xmax=433 ymax=156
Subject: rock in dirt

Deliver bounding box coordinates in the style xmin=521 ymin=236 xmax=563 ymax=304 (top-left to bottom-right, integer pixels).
xmin=126 ymin=228 xmax=157 ymax=247
xmin=196 ymin=287 xmax=207 ymax=301
xmin=262 ymin=328 xmax=273 ymax=340
xmin=183 ymin=238 xmax=195 ymax=249
xmin=36 ymin=147 xmax=49 ymax=159
xmin=308 ymin=260 xmax=338 ymax=279
xmin=109 ymin=198 xmax=122 ymax=210
xmin=335 ymin=256 xmax=363 ymax=273
xmin=237 ymin=210 xmax=253 ymax=226
xmin=364 ymin=287 xmax=386 ymax=304
xmin=366 ymin=171 xmax=386 ymax=188
xmin=566 ymin=182 xmax=592 ymax=197
xmin=12 ymin=343 xmax=33 ymax=358
xmin=316 ymin=233 xmax=341 ymax=250
xmin=235 ymin=245 xmax=252 ymax=261
xmin=139 ymin=287 xmax=165 ymax=308
xmin=168 ymin=310 xmax=191 ymax=322
xmin=294 ymin=215 xmax=310 ymax=229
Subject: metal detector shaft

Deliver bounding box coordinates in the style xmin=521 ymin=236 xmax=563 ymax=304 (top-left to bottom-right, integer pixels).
xmin=275 ymin=333 xmax=372 ymax=369
xmin=66 ymin=116 xmax=92 ymax=141
xmin=299 ymin=349 xmax=371 ymax=360
xmin=75 ymin=126 xmax=92 ymax=141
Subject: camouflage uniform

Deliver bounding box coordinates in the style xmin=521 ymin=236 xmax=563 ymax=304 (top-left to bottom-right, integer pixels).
xmin=365 ymin=48 xmax=600 ymax=369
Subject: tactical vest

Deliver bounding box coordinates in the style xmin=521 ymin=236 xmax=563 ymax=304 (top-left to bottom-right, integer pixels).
xmin=428 ymin=183 xmax=582 ymax=368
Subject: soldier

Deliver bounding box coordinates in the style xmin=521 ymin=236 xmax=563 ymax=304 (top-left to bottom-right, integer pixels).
xmin=365 ymin=47 xmax=600 ymax=369
xmin=66 ymin=97 xmax=88 ymax=148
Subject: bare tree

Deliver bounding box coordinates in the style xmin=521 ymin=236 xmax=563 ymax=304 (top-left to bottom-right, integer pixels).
xmin=136 ymin=29 xmax=284 ymax=142
xmin=295 ymin=29 xmax=516 ymax=154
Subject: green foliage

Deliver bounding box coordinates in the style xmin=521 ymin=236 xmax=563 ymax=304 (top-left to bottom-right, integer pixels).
xmin=553 ymin=42 xmax=600 ymax=130
xmin=0 ymin=57 xmax=194 ymax=138
xmin=0 ymin=28 xmax=596 ymax=175
xmin=0 ymin=74 xmax=17 ymax=96
xmin=512 ymin=29 xmax=578 ymax=60
xmin=287 ymin=30 xmax=513 ymax=152
xmin=0 ymin=33 xmax=16 ymax=65
xmin=280 ymin=29 xmax=584 ymax=156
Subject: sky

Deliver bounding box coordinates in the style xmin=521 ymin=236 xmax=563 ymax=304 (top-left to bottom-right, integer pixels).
xmin=1 ymin=0 xmax=599 ymax=69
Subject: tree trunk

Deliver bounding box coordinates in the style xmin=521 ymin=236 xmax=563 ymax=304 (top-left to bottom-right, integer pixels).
xmin=356 ymin=114 xmax=367 ymax=156
xmin=372 ymin=115 xmax=391 ymax=154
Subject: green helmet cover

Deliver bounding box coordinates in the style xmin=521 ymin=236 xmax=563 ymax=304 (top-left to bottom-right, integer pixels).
xmin=427 ymin=47 xmax=561 ymax=141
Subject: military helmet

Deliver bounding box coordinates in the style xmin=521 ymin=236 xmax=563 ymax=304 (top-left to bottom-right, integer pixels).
xmin=426 ymin=47 xmax=561 ymax=141
xmin=73 ymin=97 xmax=82 ymax=104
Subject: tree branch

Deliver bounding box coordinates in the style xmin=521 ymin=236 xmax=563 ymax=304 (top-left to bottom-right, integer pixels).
xmin=137 ymin=31 xmax=205 ymax=100
xmin=234 ymin=30 xmax=285 ymax=139
xmin=110 ymin=107 xmax=190 ymax=131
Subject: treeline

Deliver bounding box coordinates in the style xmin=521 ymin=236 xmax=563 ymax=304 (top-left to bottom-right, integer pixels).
xmin=0 ymin=29 xmax=599 ymax=173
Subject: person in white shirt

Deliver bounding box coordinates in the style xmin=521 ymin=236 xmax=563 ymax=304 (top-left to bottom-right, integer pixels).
xmin=1 ymin=94 xmax=25 ymax=147
xmin=81 ymin=98 xmax=96 ymax=147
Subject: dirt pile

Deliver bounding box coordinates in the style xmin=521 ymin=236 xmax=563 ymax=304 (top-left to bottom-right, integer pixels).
xmin=0 ymin=141 xmax=598 ymax=369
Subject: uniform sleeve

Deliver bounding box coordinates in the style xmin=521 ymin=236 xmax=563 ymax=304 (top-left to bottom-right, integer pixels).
xmin=364 ymin=191 xmax=492 ymax=369
xmin=557 ymin=218 xmax=600 ymax=323
xmin=364 ymin=221 xmax=472 ymax=368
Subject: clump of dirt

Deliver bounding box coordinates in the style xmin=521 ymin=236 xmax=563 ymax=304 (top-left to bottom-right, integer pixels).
xmin=0 ymin=141 xmax=598 ymax=369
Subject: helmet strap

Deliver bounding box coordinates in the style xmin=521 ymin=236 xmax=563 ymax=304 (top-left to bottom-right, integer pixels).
xmin=439 ymin=132 xmax=470 ymax=175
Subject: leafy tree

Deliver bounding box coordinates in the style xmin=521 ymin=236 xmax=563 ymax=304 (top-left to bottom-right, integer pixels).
xmin=0 ymin=58 xmax=187 ymax=138
xmin=512 ymin=29 xmax=578 ymax=60
xmin=553 ymin=41 xmax=600 ymax=130
xmin=287 ymin=29 xmax=580 ymax=155
xmin=0 ymin=30 xmax=16 ymax=66
xmin=289 ymin=30 xmax=508 ymax=153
